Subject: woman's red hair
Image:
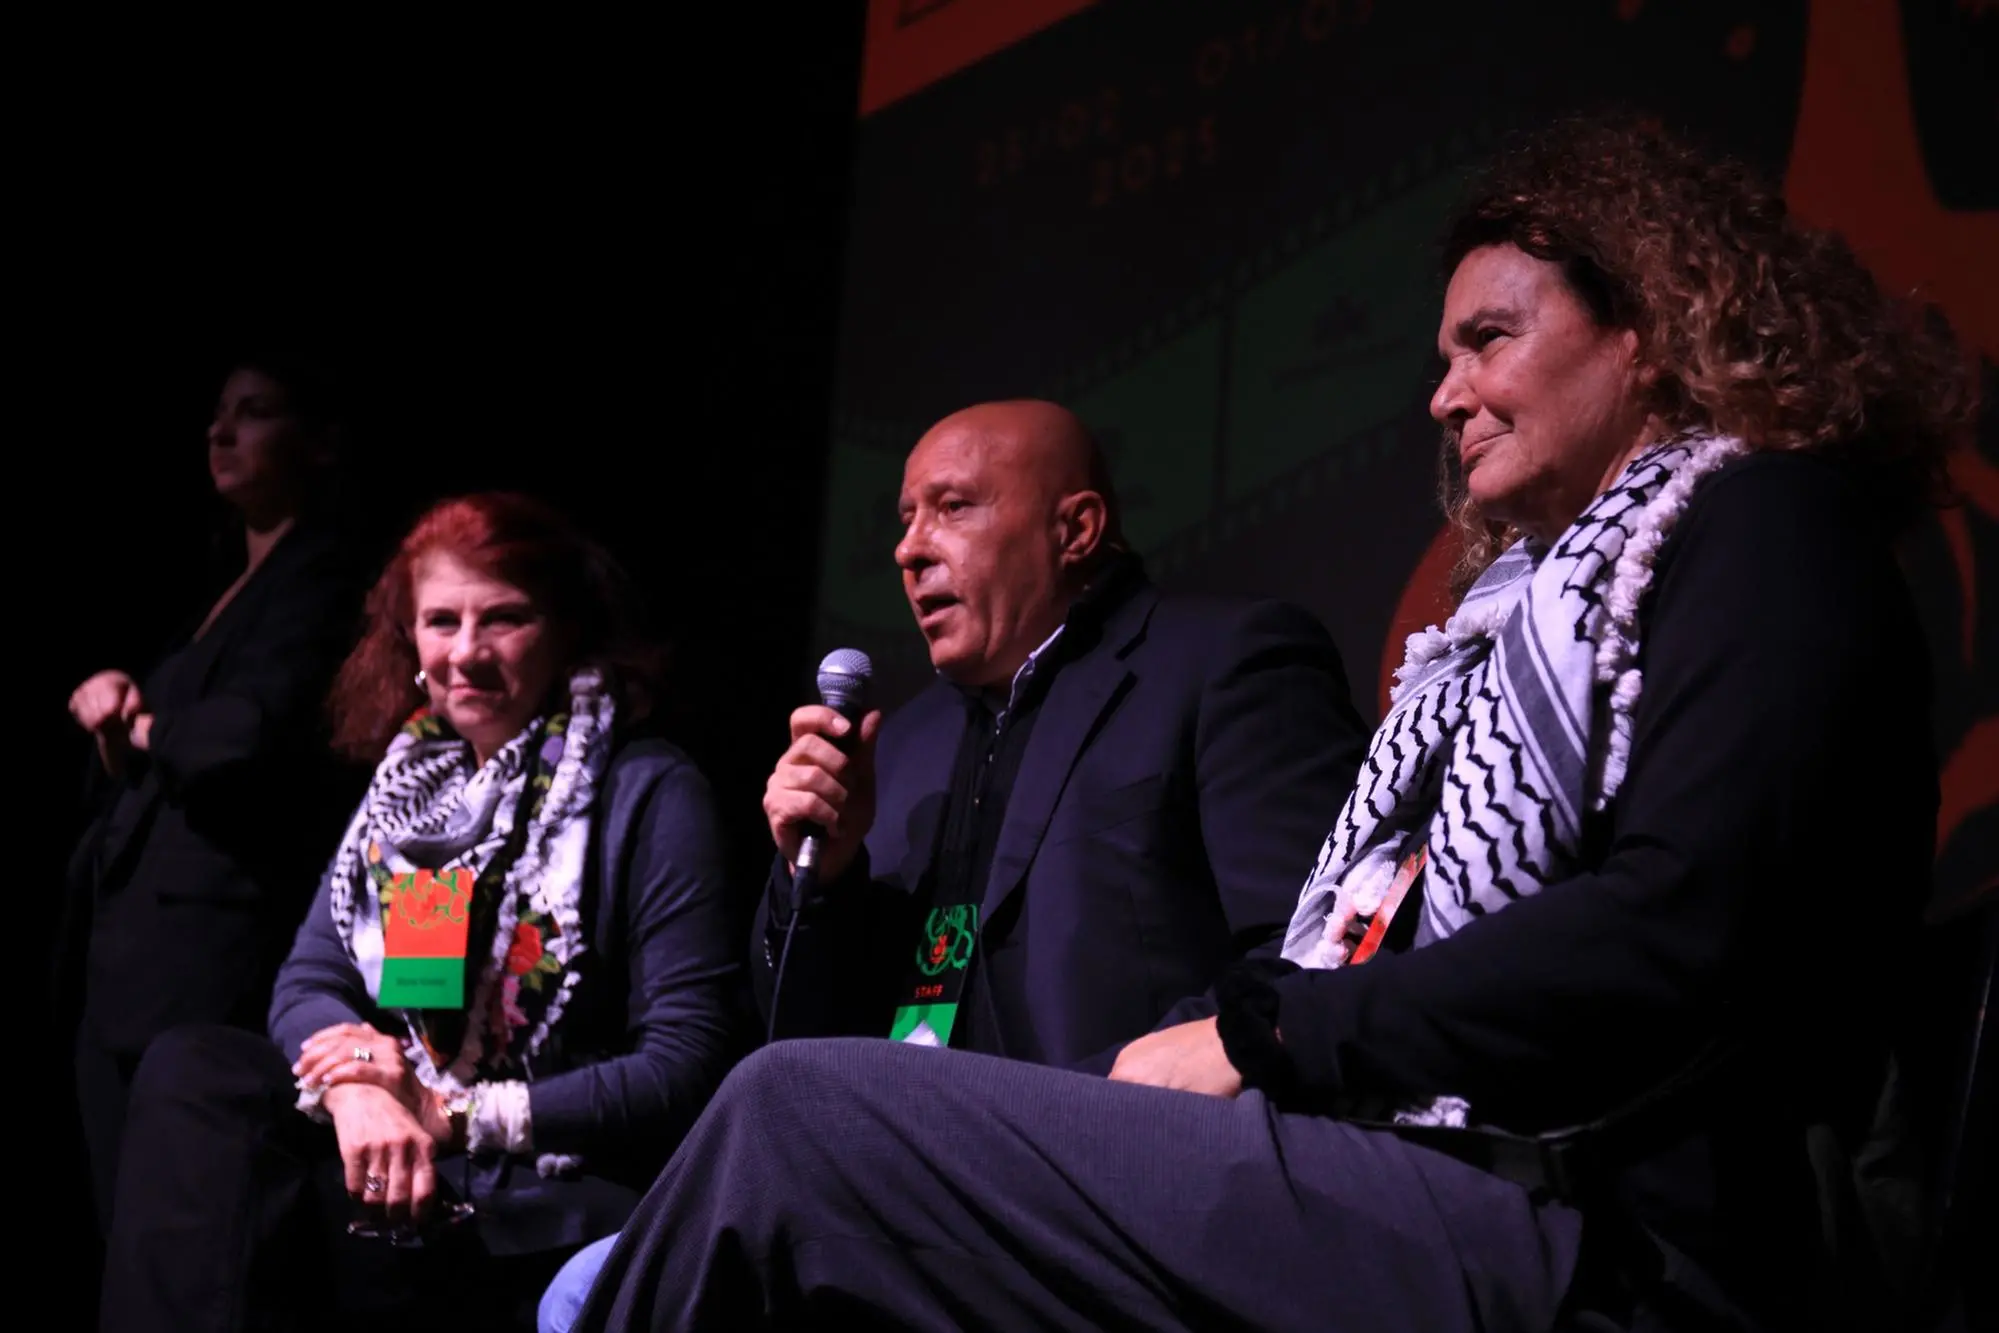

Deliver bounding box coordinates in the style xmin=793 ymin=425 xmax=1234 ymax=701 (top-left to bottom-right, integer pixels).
xmin=328 ymin=493 xmax=664 ymax=762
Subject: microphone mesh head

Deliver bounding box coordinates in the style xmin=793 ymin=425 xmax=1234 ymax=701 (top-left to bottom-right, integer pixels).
xmin=815 ymin=648 xmax=874 ymax=713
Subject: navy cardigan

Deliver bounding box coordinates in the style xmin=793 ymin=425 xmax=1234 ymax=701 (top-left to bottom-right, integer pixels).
xmin=269 ymin=737 xmax=744 ymax=1194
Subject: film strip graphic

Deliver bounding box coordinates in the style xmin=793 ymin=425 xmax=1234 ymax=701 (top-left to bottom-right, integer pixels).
xmin=1035 ymin=121 xmax=1500 ymax=410
xmin=828 ymin=119 xmax=1502 ymax=443
xmin=820 ymin=121 xmax=1500 ymax=645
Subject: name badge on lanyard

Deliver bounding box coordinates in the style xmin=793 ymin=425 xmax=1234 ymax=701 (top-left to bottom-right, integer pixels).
xmin=888 ymin=904 xmax=980 ymax=1047
xmin=379 ymin=867 xmax=477 ymax=1009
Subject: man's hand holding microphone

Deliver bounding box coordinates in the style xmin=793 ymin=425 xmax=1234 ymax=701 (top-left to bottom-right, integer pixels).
xmin=761 ymin=649 xmax=880 ymax=894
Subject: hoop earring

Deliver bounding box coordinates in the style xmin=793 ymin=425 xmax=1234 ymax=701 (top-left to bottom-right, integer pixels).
xmin=414 ymin=669 xmax=428 ymax=690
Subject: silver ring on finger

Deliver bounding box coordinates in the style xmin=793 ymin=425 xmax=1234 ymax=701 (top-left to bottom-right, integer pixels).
xmin=354 ymin=1046 xmax=374 ymax=1063
xmin=364 ymin=1175 xmax=386 ymax=1194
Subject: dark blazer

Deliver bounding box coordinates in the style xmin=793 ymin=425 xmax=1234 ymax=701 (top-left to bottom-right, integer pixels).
xmin=270 ymin=738 xmax=745 ymax=1248
xmin=69 ymin=522 xmax=368 ymax=1056
xmin=755 ymin=577 xmax=1369 ymax=1070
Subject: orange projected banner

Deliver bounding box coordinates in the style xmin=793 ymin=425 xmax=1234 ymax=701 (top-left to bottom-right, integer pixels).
xmin=860 ymin=0 xmax=1098 ymax=118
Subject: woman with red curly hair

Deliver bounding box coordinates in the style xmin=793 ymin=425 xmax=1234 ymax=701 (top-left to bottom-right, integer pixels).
xmin=102 ymin=494 xmax=744 ymax=1330
xmin=577 ymin=119 xmax=1969 ymax=1333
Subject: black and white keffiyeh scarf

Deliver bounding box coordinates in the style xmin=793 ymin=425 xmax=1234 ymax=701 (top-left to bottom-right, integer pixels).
xmin=325 ymin=668 xmax=615 ymax=1092
xmin=1281 ymin=435 xmax=1745 ymax=1125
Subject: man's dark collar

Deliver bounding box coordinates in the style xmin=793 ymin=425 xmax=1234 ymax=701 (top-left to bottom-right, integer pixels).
xmin=945 ymin=549 xmax=1148 ymax=711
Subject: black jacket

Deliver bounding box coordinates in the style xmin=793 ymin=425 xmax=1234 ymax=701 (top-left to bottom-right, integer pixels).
xmin=68 ymin=522 xmax=369 ymax=1055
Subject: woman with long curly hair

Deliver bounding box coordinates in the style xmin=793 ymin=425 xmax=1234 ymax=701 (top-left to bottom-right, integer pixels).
xmin=101 ymin=494 xmax=745 ymax=1331
xmin=574 ymin=118 xmax=1970 ymax=1333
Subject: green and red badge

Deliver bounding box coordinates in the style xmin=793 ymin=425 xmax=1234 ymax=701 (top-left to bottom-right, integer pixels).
xmin=888 ymin=903 xmax=980 ymax=1047
xmin=379 ymin=866 xmax=477 ymax=1009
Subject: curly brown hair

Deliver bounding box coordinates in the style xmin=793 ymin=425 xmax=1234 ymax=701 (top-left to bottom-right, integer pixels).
xmin=328 ymin=493 xmax=665 ymax=762
xmin=1436 ymin=114 xmax=1975 ymax=598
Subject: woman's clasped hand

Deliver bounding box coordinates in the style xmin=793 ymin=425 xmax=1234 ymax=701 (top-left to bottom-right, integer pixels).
xmin=297 ymin=1021 xmax=460 ymax=1226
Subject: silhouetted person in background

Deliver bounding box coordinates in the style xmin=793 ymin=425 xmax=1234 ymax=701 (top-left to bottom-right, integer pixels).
xmin=63 ymin=351 xmax=369 ymax=1236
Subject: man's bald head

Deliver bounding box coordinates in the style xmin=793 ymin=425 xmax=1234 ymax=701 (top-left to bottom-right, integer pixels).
xmin=917 ymin=400 xmax=1119 ymax=524
xmin=895 ymin=400 xmax=1125 ymax=688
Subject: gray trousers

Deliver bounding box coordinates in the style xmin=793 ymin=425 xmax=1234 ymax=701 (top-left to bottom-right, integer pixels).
xmin=576 ymin=1039 xmax=1583 ymax=1331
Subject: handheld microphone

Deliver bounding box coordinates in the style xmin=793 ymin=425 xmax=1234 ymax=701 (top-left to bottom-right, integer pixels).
xmin=771 ymin=648 xmax=873 ymax=1045
xmin=792 ymin=647 xmax=874 ymax=900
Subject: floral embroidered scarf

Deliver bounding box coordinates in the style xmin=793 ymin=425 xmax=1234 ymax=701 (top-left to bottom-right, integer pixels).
xmin=326 ymin=668 xmax=614 ymax=1090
